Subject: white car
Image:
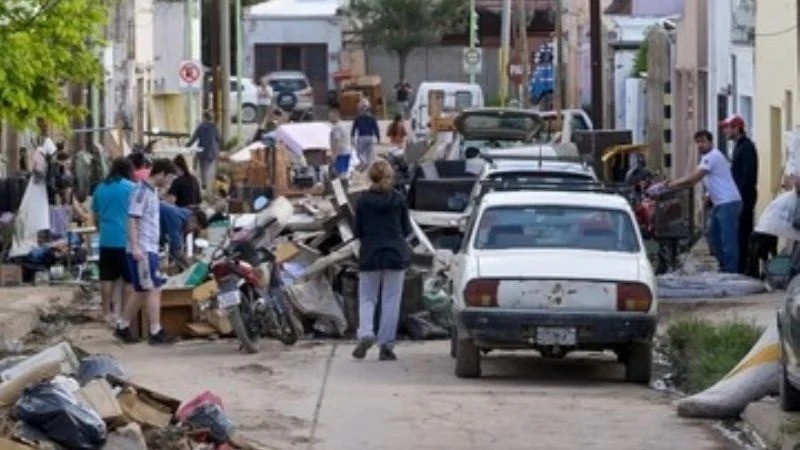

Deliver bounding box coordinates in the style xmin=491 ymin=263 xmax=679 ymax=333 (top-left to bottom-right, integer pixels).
xmin=448 ymin=188 xmax=657 ymax=382
xmin=229 ymin=77 xmax=260 ymax=123
xmin=266 ymin=71 xmax=314 ymax=116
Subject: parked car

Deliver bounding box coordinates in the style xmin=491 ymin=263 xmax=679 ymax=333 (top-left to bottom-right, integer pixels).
xmin=778 ymin=277 xmax=800 ymax=410
xmin=265 ymin=71 xmax=314 ymax=118
xmin=538 ymin=109 xmax=594 ymax=143
xmin=229 ymin=77 xmax=259 ymax=123
xmin=447 ymin=186 xmax=657 ymax=382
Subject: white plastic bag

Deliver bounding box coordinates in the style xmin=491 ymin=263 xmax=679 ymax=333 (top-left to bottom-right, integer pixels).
xmin=755 ymin=190 xmax=800 ymax=240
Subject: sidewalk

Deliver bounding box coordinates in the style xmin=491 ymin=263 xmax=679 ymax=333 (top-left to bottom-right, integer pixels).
xmin=0 ymin=286 xmax=77 ymax=352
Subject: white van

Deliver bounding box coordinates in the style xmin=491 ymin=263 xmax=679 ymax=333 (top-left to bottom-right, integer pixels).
xmin=410 ymin=82 xmax=484 ymax=143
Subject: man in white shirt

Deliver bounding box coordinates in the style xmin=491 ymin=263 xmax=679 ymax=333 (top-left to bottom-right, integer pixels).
xmin=666 ymin=130 xmax=743 ymax=273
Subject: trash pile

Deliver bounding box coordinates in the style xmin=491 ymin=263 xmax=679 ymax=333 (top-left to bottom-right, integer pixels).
xmin=0 ymin=342 xmax=266 ymax=449
xmin=148 ymin=178 xmax=453 ymax=342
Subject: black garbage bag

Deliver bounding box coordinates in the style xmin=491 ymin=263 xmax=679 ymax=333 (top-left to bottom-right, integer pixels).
xmin=185 ymin=403 xmax=235 ymax=443
xmin=13 ymin=382 xmax=107 ymax=449
xmin=75 ymin=355 xmax=126 ymax=386
xmin=403 ymin=311 xmax=449 ymax=340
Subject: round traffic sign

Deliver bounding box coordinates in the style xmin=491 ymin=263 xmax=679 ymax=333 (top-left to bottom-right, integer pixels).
xmin=179 ymin=61 xmax=201 ymax=85
xmin=465 ymin=49 xmax=481 ymax=66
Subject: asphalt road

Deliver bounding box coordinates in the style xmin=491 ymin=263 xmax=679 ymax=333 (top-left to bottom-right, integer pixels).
xmin=73 ymin=326 xmax=734 ymax=450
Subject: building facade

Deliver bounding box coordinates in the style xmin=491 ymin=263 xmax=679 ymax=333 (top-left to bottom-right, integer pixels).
xmin=753 ymin=0 xmax=799 ymax=214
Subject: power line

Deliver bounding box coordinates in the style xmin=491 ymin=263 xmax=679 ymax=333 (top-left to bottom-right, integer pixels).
xmin=755 ymin=24 xmax=797 ymax=37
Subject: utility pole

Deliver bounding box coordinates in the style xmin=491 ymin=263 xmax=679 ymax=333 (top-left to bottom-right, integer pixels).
xmin=220 ymin=0 xmax=232 ymax=143
xmin=468 ymin=0 xmax=477 ymax=85
xmin=500 ymin=0 xmax=512 ymax=106
xmin=235 ymin=0 xmax=243 ymax=141
xmin=590 ymin=0 xmax=603 ymax=127
xmin=519 ymin=0 xmax=529 ymax=108
xmin=555 ymin=0 xmax=565 ymax=114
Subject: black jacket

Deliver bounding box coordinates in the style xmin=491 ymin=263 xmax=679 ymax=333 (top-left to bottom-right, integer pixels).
xmin=731 ymin=135 xmax=758 ymax=208
xmin=354 ymin=189 xmax=412 ymax=271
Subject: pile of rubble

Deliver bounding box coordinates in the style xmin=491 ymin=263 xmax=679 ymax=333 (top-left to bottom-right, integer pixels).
xmin=0 ymin=342 xmax=266 ymax=449
xmin=156 ymin=178 xmax=453 ymax=342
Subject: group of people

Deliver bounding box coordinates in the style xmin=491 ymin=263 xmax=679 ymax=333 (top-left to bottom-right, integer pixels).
xmin=666 ymin=115 xmax=759 ymax=274
xmin=92 ymin=152 xmax=206 ymax=345
xmin=328 ymin=100 xmax=408 ymax=177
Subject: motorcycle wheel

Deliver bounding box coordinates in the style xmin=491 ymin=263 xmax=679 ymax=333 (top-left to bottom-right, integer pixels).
xmin=272 ymin=289 xmax=301 ymax=346
xmin=230 ymin=288 xmax=260 ymax=354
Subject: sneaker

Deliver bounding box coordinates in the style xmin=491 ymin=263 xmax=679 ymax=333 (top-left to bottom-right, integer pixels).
xmin=379 ymin=345 xmax=397 ymax=361
xmin=352 ymin=338 xmax=375 ymax=360
xmin=148 ymin=329 xmax=177 ymax=346
xmin=113 ymin=326 xmax=137 ymax=344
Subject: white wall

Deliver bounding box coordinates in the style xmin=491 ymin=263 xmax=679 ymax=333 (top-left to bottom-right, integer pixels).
xmin=152 ymin=1 xmax=187 ymax=93
xmin=613 ymin=50 xmax=636 ymax=129
xmin=243 ymin=17 xmax=343 ymax=86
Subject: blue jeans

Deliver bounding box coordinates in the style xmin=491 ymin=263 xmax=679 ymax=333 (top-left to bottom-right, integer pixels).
xmin=708 ymin=201 xmax=742 ymax=273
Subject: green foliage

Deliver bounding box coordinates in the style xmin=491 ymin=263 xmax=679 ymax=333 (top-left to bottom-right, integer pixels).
xmin=666 ymin=318 xmax=762 ymax=393
xmin=348 ymin=0 xmax=468 ymax=79
xmin=631 ymin=40 xmax=648 ymax=78
xmin=0 ymin=0 xmax=112 ymax=131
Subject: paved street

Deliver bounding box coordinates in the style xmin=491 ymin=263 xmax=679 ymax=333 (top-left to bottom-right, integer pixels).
xmin=70 ymin=323 xmax=731 ymax=450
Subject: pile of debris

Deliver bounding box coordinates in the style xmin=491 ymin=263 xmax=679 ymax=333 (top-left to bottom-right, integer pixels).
xmin=154 ymin=178 xmax=454 ymax=342
xmin=0 ymin=342 xmax=266 ymax=449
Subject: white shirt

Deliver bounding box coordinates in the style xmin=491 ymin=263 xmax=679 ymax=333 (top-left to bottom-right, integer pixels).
xmin=257 ymin=85 xmax=273 ymax=106
xmin=330 ymin=123 xmax=350 ymax=155
xmin=698 ymin=148 xmax=741 ymax=205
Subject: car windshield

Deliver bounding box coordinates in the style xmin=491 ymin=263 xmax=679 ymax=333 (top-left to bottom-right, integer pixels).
xmin=269 ymin=78 xmax=308 ymax=92
xmin=474 ymin=205 xmax=640 ymax=252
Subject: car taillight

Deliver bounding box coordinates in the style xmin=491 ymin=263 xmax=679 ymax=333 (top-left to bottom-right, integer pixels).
xmin=616 ymin=282 xmax=652 ymax=312
xmin=464 ymin=279 xmax=499 ymax=307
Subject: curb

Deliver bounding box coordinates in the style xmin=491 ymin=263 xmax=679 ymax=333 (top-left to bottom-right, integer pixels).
xmin=743 ymin=398 xmax=800 ymax=450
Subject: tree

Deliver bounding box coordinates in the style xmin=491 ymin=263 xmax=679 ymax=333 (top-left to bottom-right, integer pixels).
xmin=0 ymin=0 xmax=111 ymax=130
xmin=348 ymin=0 xmax=468 ymax=81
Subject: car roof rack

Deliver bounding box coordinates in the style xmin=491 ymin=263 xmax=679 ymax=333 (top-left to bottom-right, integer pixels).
xmin=477 ymin=178 xmax=628 ymax=197
xmin=478 ymin=153 xmax=594 ymax=171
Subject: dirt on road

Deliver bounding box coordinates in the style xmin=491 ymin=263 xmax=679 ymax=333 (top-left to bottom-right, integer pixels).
xmin=69 ymin=322 xmax=735 ymax=450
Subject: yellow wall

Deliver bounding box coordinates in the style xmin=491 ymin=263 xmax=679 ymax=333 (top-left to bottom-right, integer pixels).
xmin=754 ymin=0 xmax=799 ymax=214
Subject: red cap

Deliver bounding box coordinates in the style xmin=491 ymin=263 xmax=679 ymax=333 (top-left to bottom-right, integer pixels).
xmin=720 ymin=115 xmax=745 ymax=130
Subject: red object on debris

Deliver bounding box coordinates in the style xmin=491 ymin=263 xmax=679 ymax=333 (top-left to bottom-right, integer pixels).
xmin=177 ymin=391 xmax=225 ymax=423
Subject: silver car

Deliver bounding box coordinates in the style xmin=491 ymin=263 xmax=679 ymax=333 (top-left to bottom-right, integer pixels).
xmin=266 ymin=71 xmax=314 ymax=117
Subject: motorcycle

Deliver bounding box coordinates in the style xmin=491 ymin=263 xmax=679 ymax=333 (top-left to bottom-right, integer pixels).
xmin=209 ymin=197 xmax=303 ymax=353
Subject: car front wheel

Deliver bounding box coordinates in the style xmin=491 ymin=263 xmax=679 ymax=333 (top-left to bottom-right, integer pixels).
xmin=455 ymin=332 xmax=481 ymax=378
xmin=780 ymin=359 xmax=800 ymax=411
xmin=624 ymin=342 xmax=652 ymax=383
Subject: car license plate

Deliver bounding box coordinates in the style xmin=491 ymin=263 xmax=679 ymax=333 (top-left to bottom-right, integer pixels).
xmin=536 ymin=327 xmax=576 ymax=346
xmin=217 ymin=290 xmax=241 ymax=308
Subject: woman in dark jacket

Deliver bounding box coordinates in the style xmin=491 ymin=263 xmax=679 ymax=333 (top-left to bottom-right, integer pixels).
xmin=352 ymin=160 xmax=412 ymax=361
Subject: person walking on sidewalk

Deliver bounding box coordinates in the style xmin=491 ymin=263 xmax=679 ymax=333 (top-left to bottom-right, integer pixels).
xmin=722 ymin=115 xmax=759 ymax=274
xmin=352 ymin=160 xmax=412 ymax=361
xmin=91 ymin=157 xmax=135 ymax=327
xmin=114 ymin=158 xmax=178 ymax=345
xmin=329 ymin=108 xmax=352 ymax=177
xmin=351 ymin=101 xmax=380 ymax=172
xmin=665 ymin=130 xmax=742 ymax=273
xmin=186 ymin=112 xmax=222 ymax=189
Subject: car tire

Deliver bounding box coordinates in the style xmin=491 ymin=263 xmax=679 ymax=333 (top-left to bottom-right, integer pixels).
xmin=450 ymin=327 xmax=457 ymax=359
xmin=624 ymin=341 xmax=652 ymax=383
xmin=780 ymin=358 xmax=800 ymax=411
xmin=455 ymin=334 xmax=481 ymax=378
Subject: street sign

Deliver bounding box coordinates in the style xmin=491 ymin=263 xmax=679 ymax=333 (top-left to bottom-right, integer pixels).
xmin=462 ymin=48 xmax=483 ymax=76
xmin=178 ymin=60 xmax=203 ymax=92
xmin=507 ymin=54 xmax=525 ymax=86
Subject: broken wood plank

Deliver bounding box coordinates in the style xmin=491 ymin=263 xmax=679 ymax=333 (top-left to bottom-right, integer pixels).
xmin=185 ymin=322 xmax=218 ymax=337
